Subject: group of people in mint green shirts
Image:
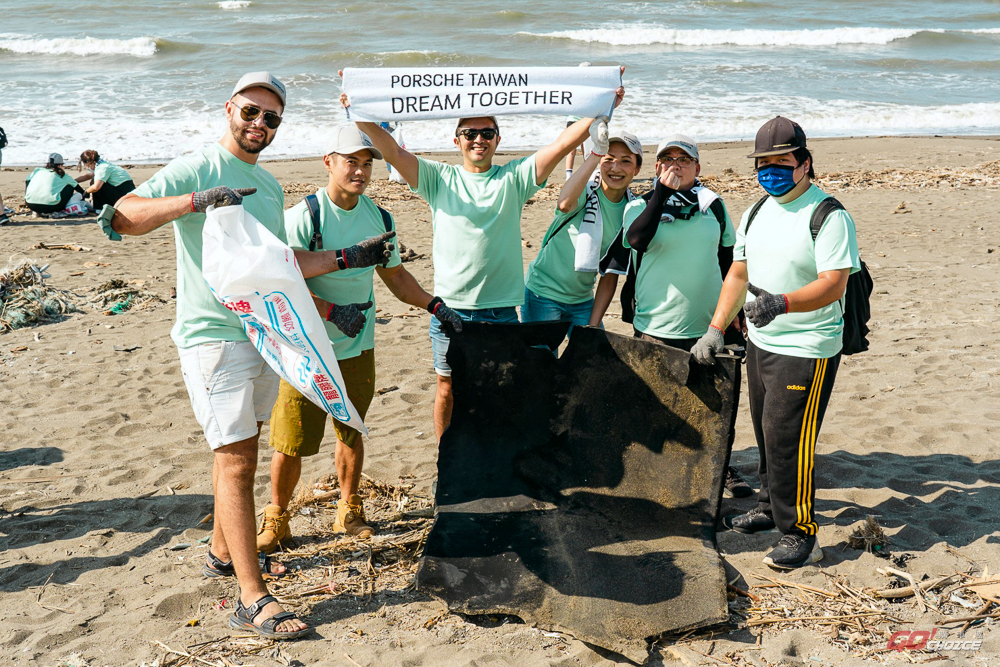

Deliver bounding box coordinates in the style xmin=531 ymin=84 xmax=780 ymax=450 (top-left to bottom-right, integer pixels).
xmin=21 ymin=150 xmax=135 ymax=218
xmin=96 ymin=70 xmax=860 ymax=641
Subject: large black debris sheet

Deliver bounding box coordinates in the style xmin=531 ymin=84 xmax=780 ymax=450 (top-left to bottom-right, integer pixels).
xmin=416 ymin=323 xmax=738 ymax=661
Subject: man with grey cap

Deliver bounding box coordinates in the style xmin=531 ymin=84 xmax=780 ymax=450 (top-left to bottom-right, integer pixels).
xmin=105 ymin=73 xmax=395 ymax=640
xmin=606 ymin=133 xmax=754 ymax=499
xmin=522 ymin=130 xmax=642 ymax=331
xmin=259 ymin=126 xmax=463 ymax=548
xmin=692 ymin=117 xmax=860 ymax=570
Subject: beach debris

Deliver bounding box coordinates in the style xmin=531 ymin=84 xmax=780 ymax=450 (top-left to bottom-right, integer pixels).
xmin=398 ymin=241 xmax=424 ymax=262
xmin=83 ymin=262 xmax=110 ymax=268
xmin=0 ymin=258 xmax=81 ymax=332
xmin=112 ymin=344 xmax=141 ymax=352
xmin=10 ymin=345 xmax=27 ymax=352
xmin=892 ymin=202 xmax=911 ymax=214
xmin=168 ymin=543 xmax=191 ymax=551
xmin=90 ymin=278 xmax=165 ymax=315
xmin=32 ymin=242 xmax=92 ymax=252
xmin=375 ymin=385 xmax=399 ymax=395
xmin=185 ymin=618 xmax=199 ymax=627
xmin=846 ymin=515 xmax=890 ymax=555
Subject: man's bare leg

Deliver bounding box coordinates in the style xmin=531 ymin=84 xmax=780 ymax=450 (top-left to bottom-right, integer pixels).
xmin=336 ymin=437 xmax=364 ymax=498
xmin=270 ymin=451 xmax=302 ymax=510
xmin=434 ymin=375 xmax=453 ymax=442
xmin=213 ymin=436 xmax=302 ymax=632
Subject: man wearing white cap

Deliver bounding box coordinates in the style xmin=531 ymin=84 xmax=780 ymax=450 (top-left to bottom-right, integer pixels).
xmin=105 ymin=73 xmax=395 ymax=641
xmin=522 ymin=131 xmax=642 ymax=330
xmin=259 ymin=126 xmax=463 ymax=548
xmin=343 ymin=85 xmax=625 ymax=441
xmin=613 ymin=134 xmax=754 ymax=499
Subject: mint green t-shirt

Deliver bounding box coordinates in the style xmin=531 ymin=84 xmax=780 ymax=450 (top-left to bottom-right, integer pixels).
xmin=623 ymin=198 xmax=736 ymax=339
xmin=94 ymin=159 xmax=132 ymax=187
xmin=734 ymin=184 xmax=861 ymax=359
xmin=132 ymin=142 xmax=286 ymax=348
xmin=524 ymin=188 xmax=628 ymax=305
xmin=413 ymin=156 xmax=543 ymax=309
xmin=24 ymin=168 xmax=79 ymax=206
xmin=284 ymin=191 xmax=402 ymax=360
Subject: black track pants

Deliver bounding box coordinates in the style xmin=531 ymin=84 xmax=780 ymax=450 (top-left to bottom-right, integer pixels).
xmin=746 ymin=340 xmax=840 ymax=537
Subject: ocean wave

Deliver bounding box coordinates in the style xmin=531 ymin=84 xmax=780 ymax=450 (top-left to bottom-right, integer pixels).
xmin=307 ymin=49 xmax=510 ymax=67
xmin=218 ymin=1 xmax=251 ymax=8
xmin=0 ymin=35 xmax=158 ymax=57
xmin=516 ymin=26 xmax=1000 ymax=47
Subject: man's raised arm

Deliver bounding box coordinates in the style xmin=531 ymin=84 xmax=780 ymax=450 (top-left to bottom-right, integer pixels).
xmin=338 ymin=76 xmax=419 ymax=187
xmin=112 ymin=187 xmax=255 ymax=236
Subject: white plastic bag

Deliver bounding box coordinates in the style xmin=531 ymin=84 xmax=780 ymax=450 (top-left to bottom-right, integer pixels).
xmin=201 ymin=204 xmax=367 ymax=435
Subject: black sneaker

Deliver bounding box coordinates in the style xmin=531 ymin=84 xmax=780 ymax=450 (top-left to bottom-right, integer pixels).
xmin=723 ymin=506 xmax=776 ymax=534
xmin=723 ymin=466 xmax=754 ymax=498
xmin=763 ymin=534 xmax=823 ymax=570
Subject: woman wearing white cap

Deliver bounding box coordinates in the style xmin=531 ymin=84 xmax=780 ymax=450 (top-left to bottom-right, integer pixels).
xmin=24 ymin=153 xmax=89 ymax=216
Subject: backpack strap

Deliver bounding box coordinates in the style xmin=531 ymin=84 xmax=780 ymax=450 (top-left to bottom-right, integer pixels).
xmin=305 ymin=194 xmax=322 ymax=251
xmin=708 ymin=198 xmax=727 ymax=246
xmin=742 ymin=194 xmax=770 ymax=234
xmin=809 ymin=197 xmax=846 ymax=241
xmin=377 ymin=205 xmax=393 ymax=233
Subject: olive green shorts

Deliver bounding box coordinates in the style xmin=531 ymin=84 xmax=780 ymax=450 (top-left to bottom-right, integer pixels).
xmin=269 ymin=349 xmax=376 ymax=456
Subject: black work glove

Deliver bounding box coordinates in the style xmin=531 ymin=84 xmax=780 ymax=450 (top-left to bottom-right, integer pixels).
xmin=691 ymin=326 xmax=725 ymax=366
xmin=427 ymin=296 xmax=463 ymax=334
xmin=338 ymin=231 xmax=396 ymax=270
xmin=326 ymin=301 xmax=372 ymax=338
xmin=743 ymin=283 xmax=788 ymax=328
xmin=191 ymin=186 xmax=256 ymax=212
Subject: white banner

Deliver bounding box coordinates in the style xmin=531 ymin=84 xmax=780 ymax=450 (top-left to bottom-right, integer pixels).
xmin=342 ymin=66 xmax=621 ymax=123
xmin=201 ymin=204 xmax=367 ymax=435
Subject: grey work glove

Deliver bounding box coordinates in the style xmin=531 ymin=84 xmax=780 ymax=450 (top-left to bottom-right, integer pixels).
xmin=428 ymin=297 xmax=463 ymax=334
xmin=326 ymin=300 xmax=372 ymax=338
xmin=191 ymin=186 xmax=257 ymax=213
xmin=743 ymin=283 xmax=788 ymax=328
xmin=691 ymin=326 xmax=725 ymax=366
xmin=339 ymin=231 xmax=396 ymax=269
xmin=588 ymin=115 xmax=610 ymax=156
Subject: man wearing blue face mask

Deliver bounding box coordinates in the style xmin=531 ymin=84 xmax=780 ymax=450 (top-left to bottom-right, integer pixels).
xmin=691 ymin=116 xmax=860 ymax=570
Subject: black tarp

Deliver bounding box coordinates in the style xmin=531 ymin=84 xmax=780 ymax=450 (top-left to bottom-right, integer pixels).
xmin=416 ymin=323 xmax=739 ymax=662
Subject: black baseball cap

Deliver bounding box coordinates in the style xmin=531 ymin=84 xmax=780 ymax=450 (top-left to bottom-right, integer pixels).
xmin=747 ymin=116 xmax=807 ymax=158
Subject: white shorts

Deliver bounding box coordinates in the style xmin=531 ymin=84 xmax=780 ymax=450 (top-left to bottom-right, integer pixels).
xmin=178 ymin=341 xmax=279 ymax=450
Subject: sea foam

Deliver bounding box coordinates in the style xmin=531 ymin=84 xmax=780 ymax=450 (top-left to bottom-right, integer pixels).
xmin=218 ymin=1 xmax=251 ymax=9
xmin=0 ymin=35 xmax=157 ymax=57
xmin=517 ymin=26 xmax=1000 ymax=47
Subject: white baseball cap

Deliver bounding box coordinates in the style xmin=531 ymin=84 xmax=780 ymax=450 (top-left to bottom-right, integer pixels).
xmin=325 ymin=126 xmax=383 ymax=160
xmin=231 ymin=71 xmax=286 ymax=107
xmin=656 ymin=134 xmax=699 ymax=160
xmin=609 ymin=132 xmax=642 ymax=156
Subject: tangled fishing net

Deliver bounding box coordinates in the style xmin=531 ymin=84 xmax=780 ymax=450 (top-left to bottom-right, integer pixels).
xmin=0 ymin=258 xmax=80 ymax=332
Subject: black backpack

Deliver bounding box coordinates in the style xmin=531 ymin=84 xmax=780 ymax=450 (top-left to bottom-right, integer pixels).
xmin=620 ymin=197 xmax=729 ymax=325
xmin=744 ymin=195 xmax=873 ymax=355
xmin=304 ymin=193 xmax=392 ymax=251
xmin=0 ymin=127 xmax=7 ymax=149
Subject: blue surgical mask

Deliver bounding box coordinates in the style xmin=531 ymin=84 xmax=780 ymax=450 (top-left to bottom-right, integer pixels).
xmin=757 ymin=164 xmax=797 ymax=197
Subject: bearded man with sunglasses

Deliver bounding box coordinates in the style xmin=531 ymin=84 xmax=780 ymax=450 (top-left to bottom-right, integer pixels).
xmin=105 ymin=72 xmax=395 ymax=641
xmin=345 ymin=86 xmax=624 ymax=441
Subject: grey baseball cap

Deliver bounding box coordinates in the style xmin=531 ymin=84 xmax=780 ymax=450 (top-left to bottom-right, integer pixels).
xmin=609 ymin=132 xmax=642 ymax=156
xmin=325 ymin=126 xmax=383 ymax=160
xmin=231 ymin=71 xmax=286 ymax=107
xmin=656 ymin=134 xmax=699 ymax=160
xmin=47 ymin=153 xmax=65 ymax=165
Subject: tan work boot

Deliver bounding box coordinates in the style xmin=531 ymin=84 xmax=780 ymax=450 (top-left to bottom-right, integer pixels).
xmin=256 ymin=504 xmax=292 ymax=554
xmin=333 ymin=494 xmax=375 ymax=538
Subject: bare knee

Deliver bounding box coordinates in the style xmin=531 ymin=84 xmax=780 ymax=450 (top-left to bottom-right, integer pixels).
xmin=215 ymin=440 xmax=258 ymax=482
xmin=436 ymin=375 xmax=453 ymax=401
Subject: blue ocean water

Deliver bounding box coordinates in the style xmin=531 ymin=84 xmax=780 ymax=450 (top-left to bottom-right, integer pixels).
xmin=2 ymin=0 xmax=999 ymax=163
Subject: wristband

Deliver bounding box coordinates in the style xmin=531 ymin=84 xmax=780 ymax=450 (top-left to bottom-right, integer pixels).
xmin=326 ymin=303 xmax=336 ymax=321
xmin=782 ymin=294 xmax=789 ymax=313
xmin=589 ymin=150 xmax=606 ymax=159
xmin=427 ymin=296 xmax=444 ymax=315
xmin=191 ymin=192 xmax=196 ymax=213
xmin=336 ymin=249 xmax=348 ymax=271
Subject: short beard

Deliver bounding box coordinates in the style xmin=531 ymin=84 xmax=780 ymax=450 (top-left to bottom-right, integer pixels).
xmin=229 ymin=120 xmax=272 ymax=155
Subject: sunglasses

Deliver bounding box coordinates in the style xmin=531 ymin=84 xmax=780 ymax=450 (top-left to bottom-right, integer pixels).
xmin=457 ymin=128 xmax=498 ymax=141
xmin=231 ymin=100 xmax=282 ymax=129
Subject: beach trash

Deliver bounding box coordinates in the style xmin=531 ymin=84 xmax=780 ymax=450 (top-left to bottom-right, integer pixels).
xmin=416 ymin=323 xmax=738 ymax=662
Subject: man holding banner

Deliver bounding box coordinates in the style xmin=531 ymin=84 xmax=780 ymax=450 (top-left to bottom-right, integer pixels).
xmin=340 ymin=65 xmax=624 ymax=440
xmin=104 ymin=72 xmax=395 ymax=641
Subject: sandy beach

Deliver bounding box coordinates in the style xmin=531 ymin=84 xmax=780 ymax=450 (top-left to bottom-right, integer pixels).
xmin=1 ymin=135 xmax=999 ymax=666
